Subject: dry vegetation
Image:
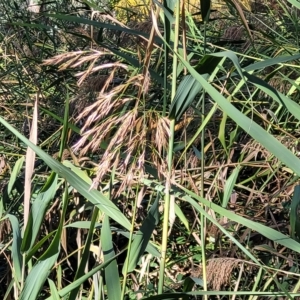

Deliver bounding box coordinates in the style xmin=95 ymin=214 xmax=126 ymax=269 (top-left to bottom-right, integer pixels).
xmin=0 ymin=0 xmax=300 ymax=299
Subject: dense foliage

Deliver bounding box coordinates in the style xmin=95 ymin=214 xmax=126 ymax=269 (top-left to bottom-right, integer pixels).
xmin=1 ymin=0 xmax=300 ymax=299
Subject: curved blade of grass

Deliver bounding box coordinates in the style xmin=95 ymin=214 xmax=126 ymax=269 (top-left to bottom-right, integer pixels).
xmin=143 ymin=179 xmax=259 ymax=263
xmin=0 ymin=116 xmax=131 ymax=231
xmin=200 ymin=0 xmax=211 ymax=22
xmin=7 ymin=214 xmax=22 ymax=283
xmin=185 ymin=186 xmax=300 ymax=254
xmin=222 ymin=166 xmax=240 ymax=208
xmin=244 ymin=72 xmax=300 ymax=120
xmin=142 ymin=179 xmax=296 ymax=297
xmin=63 ymin=161 xmax=92 ymax=185
xmin=25 ymin=231 xmax=56 ymax=263
xmin=19 ymin=184 xmax=68 ymax=300
xmin=24 ymin=97 xmax=38 ymax=228
xmin=21 ymin=175 xmax=58 ymax=252
xmin=11 ymin=22 xmax=51 ymax=30
xmin=194 ymin=55 xmax=223 ymax=75
xmin=169 ymin=74 xmax=206 ymax=120
xmin=209 ymin=51 xmax=245 ymax=81
xmin=123 ymin=195 xmax=159 ymax=274
xmin=244 ymin=54 xmax=300 ymax=72
xmin=223 ymin=0 xmax=253 ymax=43
xmin=176 ymin=52 xmax=300 ymax=178
xmin=290 ymin=185 xmax=300 ymax=241
xmin=175 ymin=203 xmax=189 ymax=232
xmin=218 ymin=112 xmax=228 ymax=153
xmin=183 ymin=277 xmax=201 ymax=296
xmin=153 ymin=0 xmax=175 ymax=23
xmin=48 ymin=279 xmax=61 ymax=300
xmin=286 ymin=0 xmax=300 ymax=10
xmin=20 ymin=255 xmax=59 ymax=300
xmin=101 ymin=215 xmax=121 ymax=300
xmin=7 ymin=156 xmax=24 ymax=195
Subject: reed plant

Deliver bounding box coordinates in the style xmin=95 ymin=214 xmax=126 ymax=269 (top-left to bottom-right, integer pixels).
xmin=0 ymin=0 xmax=300 ymax=299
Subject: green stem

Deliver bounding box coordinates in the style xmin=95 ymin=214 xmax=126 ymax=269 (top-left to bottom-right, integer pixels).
xmin=201 ymin=20 xmax=208 ymax=299
xmin=158 ymin=0 xmax=180 ymax=294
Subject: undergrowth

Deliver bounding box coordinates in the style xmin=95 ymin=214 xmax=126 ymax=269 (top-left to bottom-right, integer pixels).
xmin=1 ymin=0 xmax=300 ymax=299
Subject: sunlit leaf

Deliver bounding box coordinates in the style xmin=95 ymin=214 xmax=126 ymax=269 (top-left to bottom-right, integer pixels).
xmin=0 ymin=117 xmax=131 ymax=231
xmin=101 ymin=215 xmax=121 ymax=300
xmin=7 ymin=156 xmax=24 ymax=195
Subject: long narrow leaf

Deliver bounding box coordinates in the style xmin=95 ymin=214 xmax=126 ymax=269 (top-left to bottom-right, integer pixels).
xmin=169 ymin=74 xmax=206 ymax=120
xmin=244 ymin=72 xmax=300 ymax=120
xmin=0 ymin=117 xmax=131 ymax=231
xmin=21 ymin=175 xmax=58 ymax=252
xmin=223 ymin=167 xmax=240 ymax=208
xmin=200 ymin=0 xmax=211 ymax=22
xmin=142 ymin=178 xmax=300 ymax=253
xmin=101 ymin=215 xmax=121 ymax=300
xmin=24 ymin=97 xmax=38 ymax=228
xmin=290 ymin=185 xmax=300 ymax=240
xmin=7 ymin=214 xmax=22 ymax=283
xmin=7 ymin=156 xmax=24 ymax=195
xmin=244 ymin=54 xmax=300 ymax=72
xmin=19 ymin=184 xmax=69 ymax=300
xmin=177 ymin=52 xmax=300 ymax=178
xmin=48 ymin=279 xmax=61 ymax=300
xmin=20 ymin=255 xmax=59 ymax=299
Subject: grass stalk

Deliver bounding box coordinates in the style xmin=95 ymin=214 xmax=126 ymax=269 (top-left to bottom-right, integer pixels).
xmin=200 ymin=19 xmax=208 ymax=299
xmin=162 ymin=0 xmax=171 ymax=117
xmin=2 ymin=1 xmax=300 ymax=297
xmin=158 ymin=0 xmax=180 ymax=294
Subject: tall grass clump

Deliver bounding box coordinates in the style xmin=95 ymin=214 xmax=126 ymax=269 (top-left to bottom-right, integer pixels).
xmin=1 ymin=0 xmax=300 ymax=299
